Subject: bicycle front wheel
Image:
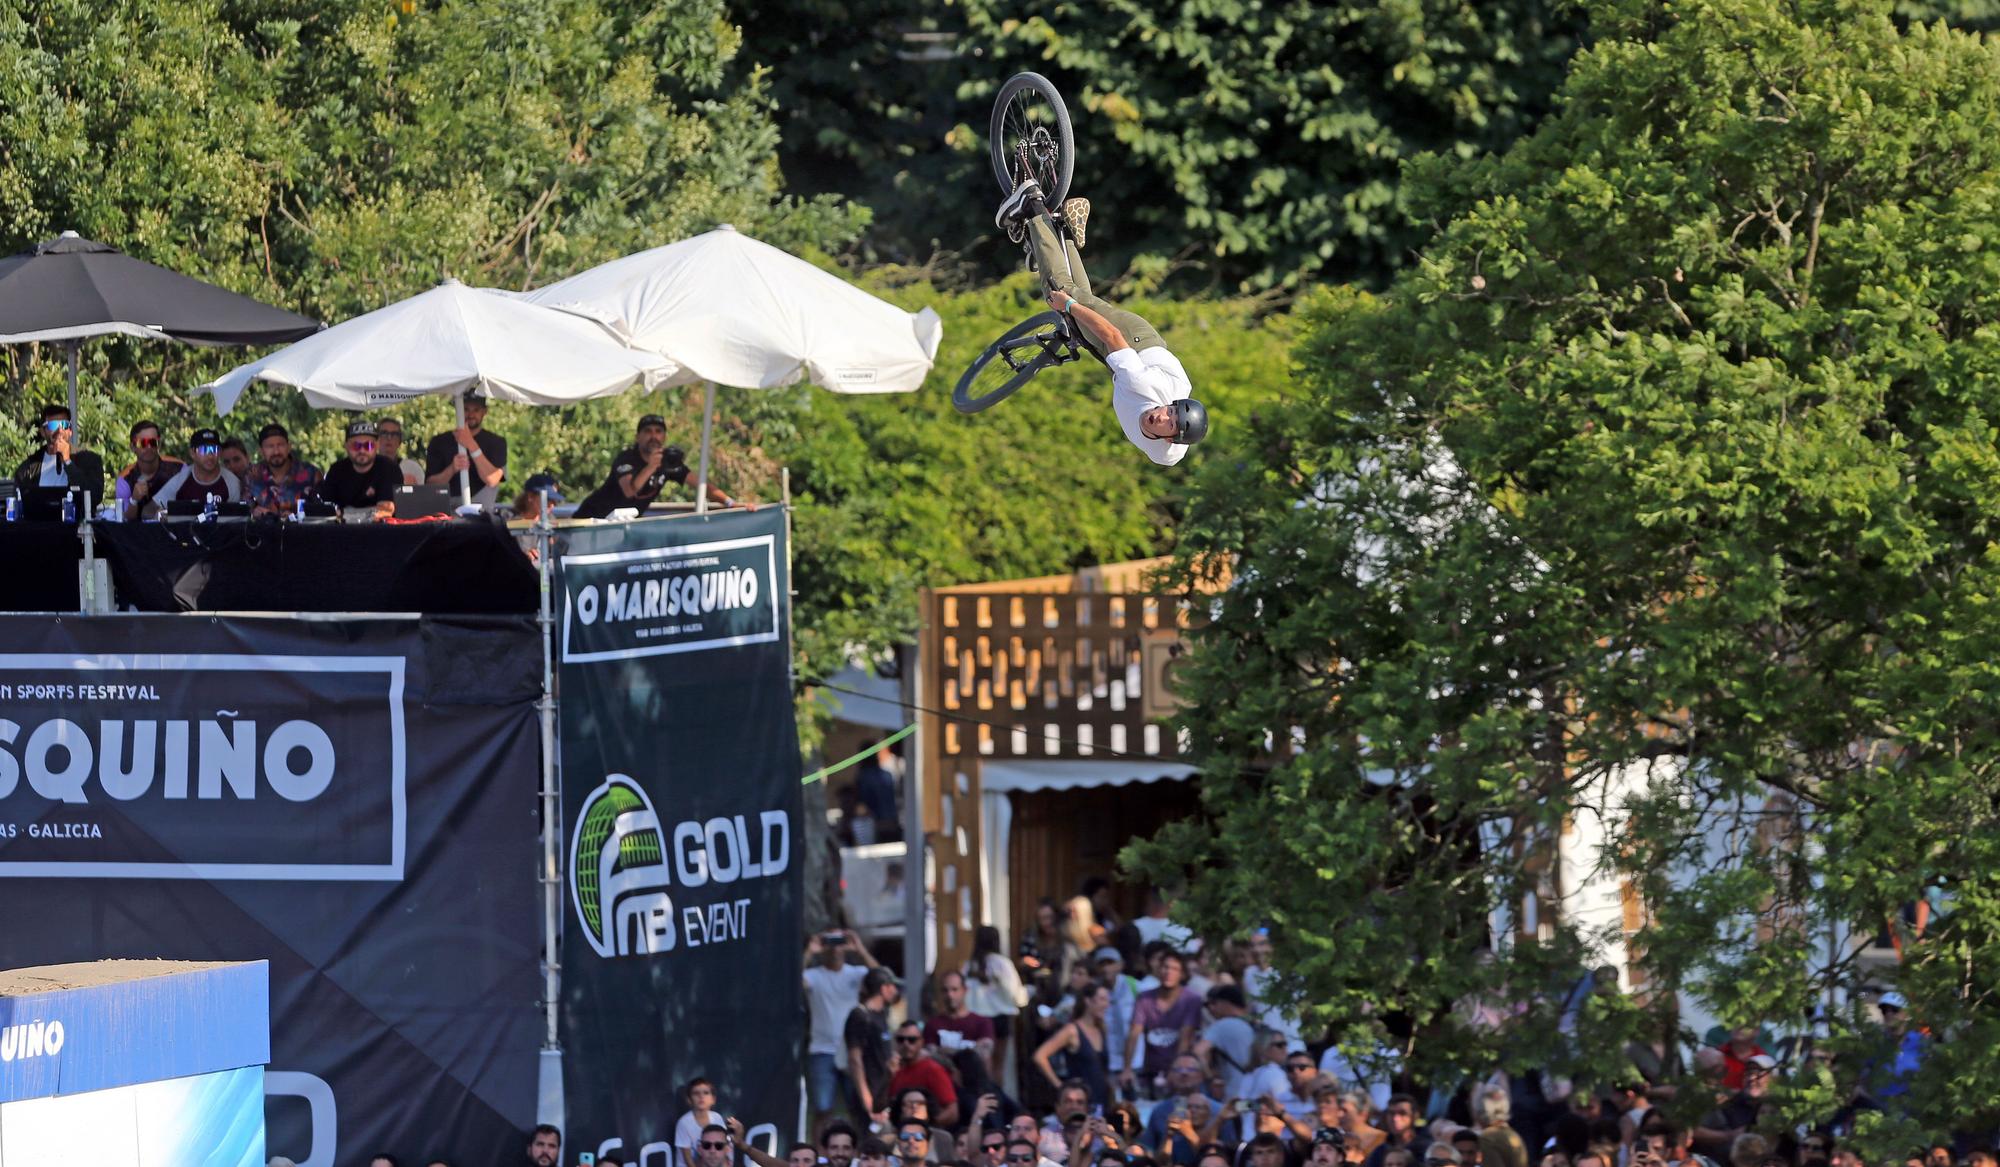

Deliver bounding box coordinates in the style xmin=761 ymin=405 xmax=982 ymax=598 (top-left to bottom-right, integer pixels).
xmin=955 ymin=311 xmax=1075 ymax=414
xmin=989 ymin=72 xmax=1075 ymax=206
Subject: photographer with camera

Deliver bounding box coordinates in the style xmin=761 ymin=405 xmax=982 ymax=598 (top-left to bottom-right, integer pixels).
xmin=805 ymin=928 xmax=881 ymax=1128
xmin=573 ymin=413 xmax=742 ymax=519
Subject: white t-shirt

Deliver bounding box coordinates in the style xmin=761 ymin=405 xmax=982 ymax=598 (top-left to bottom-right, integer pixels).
xmin=38 ymin=454 xmax=65 ymax=486
xmin=675 ymin=1111 xmax=726 ymax=1165
xmin=804 ymin=963 xmax=870 ymax=1055
xmin=1241 ymin=1061 xmax=1312 ymax=1121
xmin=1203 ymin=1015 xmax=1257 ymax=1101
xmin=1106 ymin=347 xmax=1192 ymax=466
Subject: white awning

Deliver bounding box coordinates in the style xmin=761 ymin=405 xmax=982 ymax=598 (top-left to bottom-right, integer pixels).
xmin=979 ymin=759 xmax=1197 ymax=794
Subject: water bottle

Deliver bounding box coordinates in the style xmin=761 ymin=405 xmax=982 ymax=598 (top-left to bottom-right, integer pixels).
xmin=61 ymin=491 xmax=75 ymax=524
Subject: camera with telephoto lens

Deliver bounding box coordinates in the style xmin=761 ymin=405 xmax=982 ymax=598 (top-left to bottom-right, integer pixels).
xmin=662 ymin=445 xmax=687 ymax=473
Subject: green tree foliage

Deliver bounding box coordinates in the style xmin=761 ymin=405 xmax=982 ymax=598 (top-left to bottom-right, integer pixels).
xmin=1134 ymin=0 xmax=2000 ymax=1139
xmin=733 ymin=0 xmax=990 ymax=267
xmin=0 ymin=0 xmax=863 ymax=461
xmin=957 ymin=0 xmax=1579 ymax=293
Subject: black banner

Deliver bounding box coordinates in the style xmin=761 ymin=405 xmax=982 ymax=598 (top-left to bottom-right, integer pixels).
xmin=557 ymin=509 xmax=804 ymax=1162
xmin=0 ymin=615 xmax=542 ymax=1164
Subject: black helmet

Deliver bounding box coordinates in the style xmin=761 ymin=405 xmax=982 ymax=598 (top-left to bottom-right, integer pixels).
xmin=1172 ymin=397 xmax=1210 ymax=445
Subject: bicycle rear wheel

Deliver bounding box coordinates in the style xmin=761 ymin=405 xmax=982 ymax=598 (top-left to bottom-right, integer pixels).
xmin=989 ymin=72 xmax=1074 ymax=206
xmin=954 ymin=311 xmax=1077 ymax=414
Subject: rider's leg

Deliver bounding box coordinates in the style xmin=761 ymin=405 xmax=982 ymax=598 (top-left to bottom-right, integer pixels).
xmin=1026 ymin=212 xmax=1089 ymax=300
xmin=1027 ymin=214 xmax=1167 ymax=358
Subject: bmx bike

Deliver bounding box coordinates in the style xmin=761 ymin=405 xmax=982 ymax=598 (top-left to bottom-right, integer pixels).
xmin=954 ymin=72 xmax=1086 ymax=415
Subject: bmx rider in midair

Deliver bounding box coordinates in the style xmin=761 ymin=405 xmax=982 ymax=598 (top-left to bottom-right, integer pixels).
xmin=994 ymin=179 xmax=1210 ymax=466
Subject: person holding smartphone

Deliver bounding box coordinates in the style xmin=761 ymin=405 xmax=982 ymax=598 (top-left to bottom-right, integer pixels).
xmin=805 ymin=930 xmax=880 ymax=1127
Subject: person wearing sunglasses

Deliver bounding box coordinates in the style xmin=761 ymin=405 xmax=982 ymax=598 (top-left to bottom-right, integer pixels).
xmin=374 ymin=417 xmax=422 ymax=486
xmin=892 ymin=1121 xmax=936 ymax=1167
xmin=694 ymin=1124 xmax=737 ymax=1167
xmin=11 ymin=402 xmax=104 ymax=503
xmin=321 ymin=419 xmax=404 ymax=518
xmin=154 ymin=428 xmax=243 ymax=509
xmin=116 ymin=419 xmax=183 ymax=521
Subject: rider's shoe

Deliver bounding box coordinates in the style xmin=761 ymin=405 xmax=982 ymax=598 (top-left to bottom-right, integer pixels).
xmin=1061 ymin=198 xmax=1090 ymax=250
xmin=996 ymin=179 xmax=1045 ymax=236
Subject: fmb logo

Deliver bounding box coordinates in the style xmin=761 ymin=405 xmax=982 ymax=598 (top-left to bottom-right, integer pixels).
xmin=569 ymin=775 xmax=675 ymax=958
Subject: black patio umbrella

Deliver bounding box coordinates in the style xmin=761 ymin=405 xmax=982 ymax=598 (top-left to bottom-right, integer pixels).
xmin=0 ymin=230 xmax=320 ymax=419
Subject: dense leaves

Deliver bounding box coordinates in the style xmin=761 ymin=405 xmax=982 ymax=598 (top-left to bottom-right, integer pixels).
xmin=0 ymin=0 xmax=1290 ymax=735
xmin=1135 ymin=0 xmax=2000 ymax=1143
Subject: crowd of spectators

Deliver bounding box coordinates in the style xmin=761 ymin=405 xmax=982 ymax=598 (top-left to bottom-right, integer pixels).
xmin=753 ymin=890 xmax=1949 ymax=1167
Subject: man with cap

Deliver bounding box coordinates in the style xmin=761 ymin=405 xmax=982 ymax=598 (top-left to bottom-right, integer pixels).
xmin=155 ymin=428 xmax=243 ymax=508
xmin=845 ymin=966 xmax=903 ymax=1126
xmin=1312 ymin=1129 xmax=1350 ymax=1167
xmin=574 ymin=413 xmax=738 ymax=519
xmin=321 ymin=419 xmax=404 ymax=516
xmin=12 ymin=402 xmax=104 ymax=501
xmin=424 ymin=389 xmax=508 ymax=506
xmin=246 ymin=422 xmax=322 ymax=515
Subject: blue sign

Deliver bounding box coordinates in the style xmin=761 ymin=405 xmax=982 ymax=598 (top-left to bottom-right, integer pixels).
xmin=0 ymin=959 xmax=268 ymax=1104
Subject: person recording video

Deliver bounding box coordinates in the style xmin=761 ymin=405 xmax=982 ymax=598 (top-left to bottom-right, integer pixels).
xmin=572 ymin=413 xmax=741 ymax=519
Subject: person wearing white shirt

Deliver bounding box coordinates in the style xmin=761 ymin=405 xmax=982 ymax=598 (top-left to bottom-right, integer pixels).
xmin=995 ymin=180 xmax=1210 ymax=463
xmin=804 ymin=931 xmax=880 ymax=1126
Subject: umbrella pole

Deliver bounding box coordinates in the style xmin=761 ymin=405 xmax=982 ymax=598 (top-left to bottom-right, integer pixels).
xmin=65 ymin=343 xmax=79 ymax=421
xmin=456 ymin=391 xmax=473 ymax=508
xmin=696 ymin=381 xmax=716 ymax=515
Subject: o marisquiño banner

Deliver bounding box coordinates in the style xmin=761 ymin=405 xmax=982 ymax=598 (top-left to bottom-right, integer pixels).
xmin=556 ymin=508 xmax=804 ymax=1163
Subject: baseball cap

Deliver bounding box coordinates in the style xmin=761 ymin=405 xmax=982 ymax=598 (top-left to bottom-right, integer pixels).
xmin=345 ymin=418 xmax=378 ymax=439
xmin=256 ymin=423 xmax=289 ymax=442
xmin=638 ymin=413 xmax=667 ymax=430
xmin=1092 ymin=946 xmax=1123 ymax=964
xmin=1313 ymin=1129 xmax=1346 ymax=1150
xmin=524 ymin=471 xmax=564 ymax=502
xmin=862 ymin=967 xmax=900 ymax=996
xmin=465 ymin=388 xmax=489 ymax=403
xmin=190 ymin=427 xmax=221 ymax=449
xmin=1879 ymin=991 xmax=1907 ymax=1010
xmin=1745 ymin=1053 xmax=1777 ymax=1071
xmin=1426 ymin=1147 xmax=1462 ymax=1165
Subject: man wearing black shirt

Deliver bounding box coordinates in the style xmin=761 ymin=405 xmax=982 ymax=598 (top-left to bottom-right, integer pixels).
xmin=322 ymin=419 xmax=404 ymax=517
xmin=11 ymin=402 xmax=104 ymax=502
xmin=574 ymin=414 xmax=737 ymax=519
xmin=423 ymin=389 xmax=507 ymax=506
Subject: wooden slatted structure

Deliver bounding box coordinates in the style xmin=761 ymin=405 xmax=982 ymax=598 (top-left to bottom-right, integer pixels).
xmin=916 ymin=576 xmax=1199 ymax=970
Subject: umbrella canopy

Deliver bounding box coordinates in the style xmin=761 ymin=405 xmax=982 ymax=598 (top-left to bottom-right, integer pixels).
xmin=204 ymin=279 xmax=677 ymax=415
xmin=0 ymin=232 xmax=319 ymax=347
xmin=521 ymin=224 xmax=941 ymax=393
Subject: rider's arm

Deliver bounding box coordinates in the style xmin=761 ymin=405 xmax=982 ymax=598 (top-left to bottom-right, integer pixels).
xmin=1050 ymin=291 xmax=1130 ymax=354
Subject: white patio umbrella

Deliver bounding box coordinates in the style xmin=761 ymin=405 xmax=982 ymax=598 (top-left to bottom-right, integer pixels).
xmin=523 ymin=224 xmax=941 ymax=511
xmin=204 ymin=279 xmax=677 ymax=505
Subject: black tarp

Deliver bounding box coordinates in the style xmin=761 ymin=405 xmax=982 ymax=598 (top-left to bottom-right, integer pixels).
xmin=0 ymin=520 xmax=537 ymax=614
xmin=555 ymin=508 xmax=805 ymax=1161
